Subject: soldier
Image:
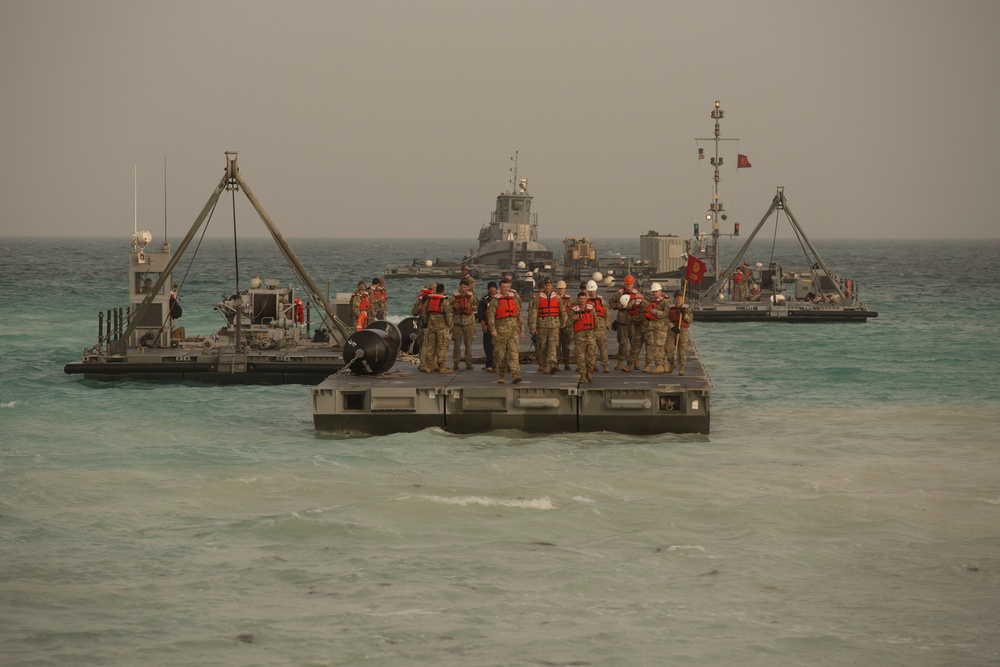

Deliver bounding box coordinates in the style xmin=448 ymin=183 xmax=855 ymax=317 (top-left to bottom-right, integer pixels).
xmin=666 ymin=289 xmax=695 ymax=375
xmin=450 ymin=278 xmax=478 ymax=370
xmin=370 ymin=277 xmax=387 ymax=319
xmin=641 ymin=283 xmax=671 ymax=373
xmin=349 ymin=280 xmax=373 ymax=331
xmin=528 ymin=277 xmax=564 ymax=374
xmin=732 ymin=266 xmax=746 ymax=302
xmin=569 ymin=291 xmax=597 ymax=383
xmin=612 ymin=274 xmax=637 ymax=369
xmin=476 ymin=281 xmax=497 ymax=371
xmin=421 ymin=282 xmax=454 ymax=373
xmin=487 ymin=278 xmax=524 ymax=384
xmin=624 ymin=286 xmax=647 ymax=372
xmin=554 ymin=279 xmax=573 ymax=371
xmin=460 ymin=264 xmax=476 ymax=296
xmin=586 ymin=279 xmax=611 ymax=373
xmin=411 ymin=283 xmax=434 ymax=372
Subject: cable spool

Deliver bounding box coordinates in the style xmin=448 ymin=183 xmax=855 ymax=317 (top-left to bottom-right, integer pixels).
xmin=396 ymin=316 xmax=421 ymax=355
xmin=343 ymin=328 xmax=399 ymax=375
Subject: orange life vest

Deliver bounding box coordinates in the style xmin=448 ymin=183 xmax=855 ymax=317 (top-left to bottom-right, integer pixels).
xmin=627 ymin=293 xmax=644 ymax=317
xmin=668 ymin=305 xmax=690 ymax=328
xmin=733 ymin=270 xmax=744 ymax=283
xmin=537 ymin=292 xmax=560 ymax=317
xmin=572 ymin=305 xmax=596 ymax=333
xmin=495 ymin=294 xmax=518 ymax=319
xmin=372 ymin=284 xmax=386 ymax=304
xmin=644 ymin=295 xmax=665 ymax=321
xmin=452 ymin=292 xmax=473 ymax=316
xmin=587 ymin=296 xmax=607 ymax=319
xmin=427 ymin=293 xmax=446 ymax=315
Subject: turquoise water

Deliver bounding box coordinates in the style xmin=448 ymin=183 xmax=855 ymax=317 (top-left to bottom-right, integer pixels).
xmin=2 ymin=236 xmax=999 ymax=666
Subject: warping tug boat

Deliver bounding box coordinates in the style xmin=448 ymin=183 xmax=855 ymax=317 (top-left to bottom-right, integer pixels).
xmin=64 ymin=152 xmax=356 ymax=383
xmin=383 ymin=153 xmax=555 ymax=291
xmin=670 ymin=101 xmax=877 ymax=322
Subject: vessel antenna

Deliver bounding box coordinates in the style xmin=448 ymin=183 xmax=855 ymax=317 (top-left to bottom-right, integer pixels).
xmin=133 ymin=162 xmax=138 ymax=234
xmin=163 ymin=156 xmax=167 ymax=242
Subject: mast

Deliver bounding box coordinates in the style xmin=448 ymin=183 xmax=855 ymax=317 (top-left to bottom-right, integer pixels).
xmin=694 ymin=100 xmax=740 ymax=281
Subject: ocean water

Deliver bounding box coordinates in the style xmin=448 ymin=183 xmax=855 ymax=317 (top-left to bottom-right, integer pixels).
xmin=2 ymin=235 xmax=999 ymax=666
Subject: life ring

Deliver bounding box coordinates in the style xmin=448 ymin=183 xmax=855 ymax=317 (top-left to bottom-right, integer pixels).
xmin=355 ymin=311 xmax=368 ymax=331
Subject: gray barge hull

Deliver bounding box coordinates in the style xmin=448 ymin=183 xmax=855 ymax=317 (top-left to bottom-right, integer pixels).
xmin=313 ymin=346 xmax=710 ymax=436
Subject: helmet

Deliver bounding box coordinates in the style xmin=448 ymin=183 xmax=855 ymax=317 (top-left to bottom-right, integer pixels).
xmin=673 ymin=289 xmax=683 ymax=297
xmin=586 ymin=280 xmax=598 ymax=291
xmin=555 ymin=280 xmax=567 ymax=289
xmin=650 ymin=282 xmax=662 ymax=292
xmin=624 ymin=274 xmax=635 ymax=285
xmin=619 ymin=294 xmax=631 ymax=308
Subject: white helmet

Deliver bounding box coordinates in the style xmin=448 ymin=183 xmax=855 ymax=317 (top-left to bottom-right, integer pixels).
xmin=619 ymin=294 xmax=631 ymax=308
xmin=650 ymin=282 xmax=662 ymax=292
xmin=586 ymin=280 xmax=598 ymax=291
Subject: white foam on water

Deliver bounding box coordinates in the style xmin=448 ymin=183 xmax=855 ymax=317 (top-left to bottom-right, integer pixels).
xmin=399 ymin=493 xmax=555 ymax=510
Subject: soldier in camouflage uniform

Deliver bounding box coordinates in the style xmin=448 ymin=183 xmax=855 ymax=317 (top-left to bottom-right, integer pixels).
xmin=528 ymin=277 xmax=564 ymax=374
xmin=487 ymin=278 xmax=524 ymax=384
xmin=555 ymin=280 xmax=574 ymax=371
xmin=666 ymin=289 xmax=694 ymax=375
xmin=612 ymin=274 xmax=637 ymax=370
xmin=624 ymin=288 xmax=647 ymax=372
xmin=641 ymin=283 xmax=671 ymax=373
xmin=450 ymin=278 xmax=478 ymax=370
xmin=586 ymin=279 xmax=611 ymax=373
xmin=421 ymin=282 xmax=454 ymax=373
xmin=412 ymin=283 xmax=434 ymax=372
xmin=569 ymin=291 xmax=597 ymax=383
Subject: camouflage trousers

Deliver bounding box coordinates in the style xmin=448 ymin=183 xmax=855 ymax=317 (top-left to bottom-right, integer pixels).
xmin=425 ymin=322 xmax=451 ymax=370
xmin=535 ymin=324 xmax=559 ymax=371
xmin=665 ymin=327 xmax=690 ymax=368
xmin=558 ymin=327 xmax=574 ymax=367
xmin=627 ymin=322 xmax=647 ymax=366
xmin=643 ymin=324 xmax=668 ymax=368
xmin=574 ymin=330 xmax=596 ymax=377
xmin=594 ymin=327 xmax=609 ymax=369
xmin=451 ymin=322 xmax=475 ymax=365
xmin=615 ymin=320 xmax=631 ymax=364
xmin=494 ymin=327 xmax=521 ymax=378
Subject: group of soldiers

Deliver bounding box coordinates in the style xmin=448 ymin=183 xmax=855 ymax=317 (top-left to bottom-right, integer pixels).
xmin=353 ymin=270 xmax=694 ymax=384
xmin=347 ymin=277 xmax=388 ymax=330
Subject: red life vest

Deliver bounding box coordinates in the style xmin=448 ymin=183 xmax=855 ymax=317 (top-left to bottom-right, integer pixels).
xmin=572 ymin=305 xmax=596 ymax=333
xmin=427 ymin=293 xmax=446 ymax=314
xmin=452 ymin=292 xmax=473 ymax=315
xmin=587 ymin=296 xmax=607 ymax=319
xmin=537 ymin=292 xmax=560 ymax=317
xmin=668 ymin=305 xmax=691 ymax=328
xmin=627 ymin=293 xmax=644 ymax=317
xmin=293 ymin=298 xmax=305 ymax=323
xmin=372 ymin=284 xmax=387 ymax=304
xmin=644 ymin=295 xmax=665 ymax=321
xmin=495 ymin=294 xmax=518 ymax=319
xmin=733 ymin=270 xmax=744 ymax=283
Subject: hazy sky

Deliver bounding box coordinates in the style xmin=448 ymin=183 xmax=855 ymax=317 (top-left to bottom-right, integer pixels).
xmin=2 ymin=0 xmax=998 ymax=240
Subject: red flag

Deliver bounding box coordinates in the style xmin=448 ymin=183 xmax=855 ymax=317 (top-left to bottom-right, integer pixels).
xmin=698 ymin=148 xmax=704 ymax=160
xmin=685 ymin=255 xmax=708 ymax=285
xmin=737 ymin=154 xmax=752 ymax=168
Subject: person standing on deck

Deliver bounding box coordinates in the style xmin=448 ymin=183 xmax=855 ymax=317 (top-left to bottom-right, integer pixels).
xmin=665 ymin=289 xmax=694 ymax=375
xmin=586 ymin=279 xmax=611 ymax=373
xmin=349 ymin=281 xmax=373 ymax=331
xmin=450 ymin=278 xmax=478 ymax=370
xmin=487 ymin=278 xmax=524 ymax=384
xmin=569 ymin=291 xmax=597 ymax=383
xmin=612 ymin=274 xmax=637 ymax=370
xmin=460 ymin=264 xmax=476 ymax=296
xmin=412 ymin=283 xmax=434 ymax=372
xmin=528 ymin=277 xmax=564 ymax=374
xmin=421 ymin=282 xmax=454 ymax=373
xmin=370 ymin=277 xmax=387 ymax=320
xmin=624 ymin=288 xmax=647 ymax=372
xmin=555 ymin=279 xmax=573 ymax=371
xmin=476 ymin=281 xmax=497 ymax=371
xmin=642 ymin=283 xmax=670 ymax=373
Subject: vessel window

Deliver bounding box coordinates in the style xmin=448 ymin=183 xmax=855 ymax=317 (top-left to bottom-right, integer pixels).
xmin=524 ymin=200 xmax=530 ymax=212
xmin=136 ymin=272 xmax=163 ymax=295
xmin=512 ymin=199 xmax=524 ymax=211
xmin=499 ymin=199 xmax=509 ymax=212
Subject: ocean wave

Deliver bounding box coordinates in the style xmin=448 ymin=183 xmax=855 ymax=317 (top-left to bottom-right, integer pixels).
xmin=0 ymin=401 xmax=16 ymax=408
xmin=398 ymin=493 xmax=555 ymax=510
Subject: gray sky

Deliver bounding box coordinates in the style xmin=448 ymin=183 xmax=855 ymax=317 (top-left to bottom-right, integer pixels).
xmin=2 ymin=0 xmax=998 ymax=240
